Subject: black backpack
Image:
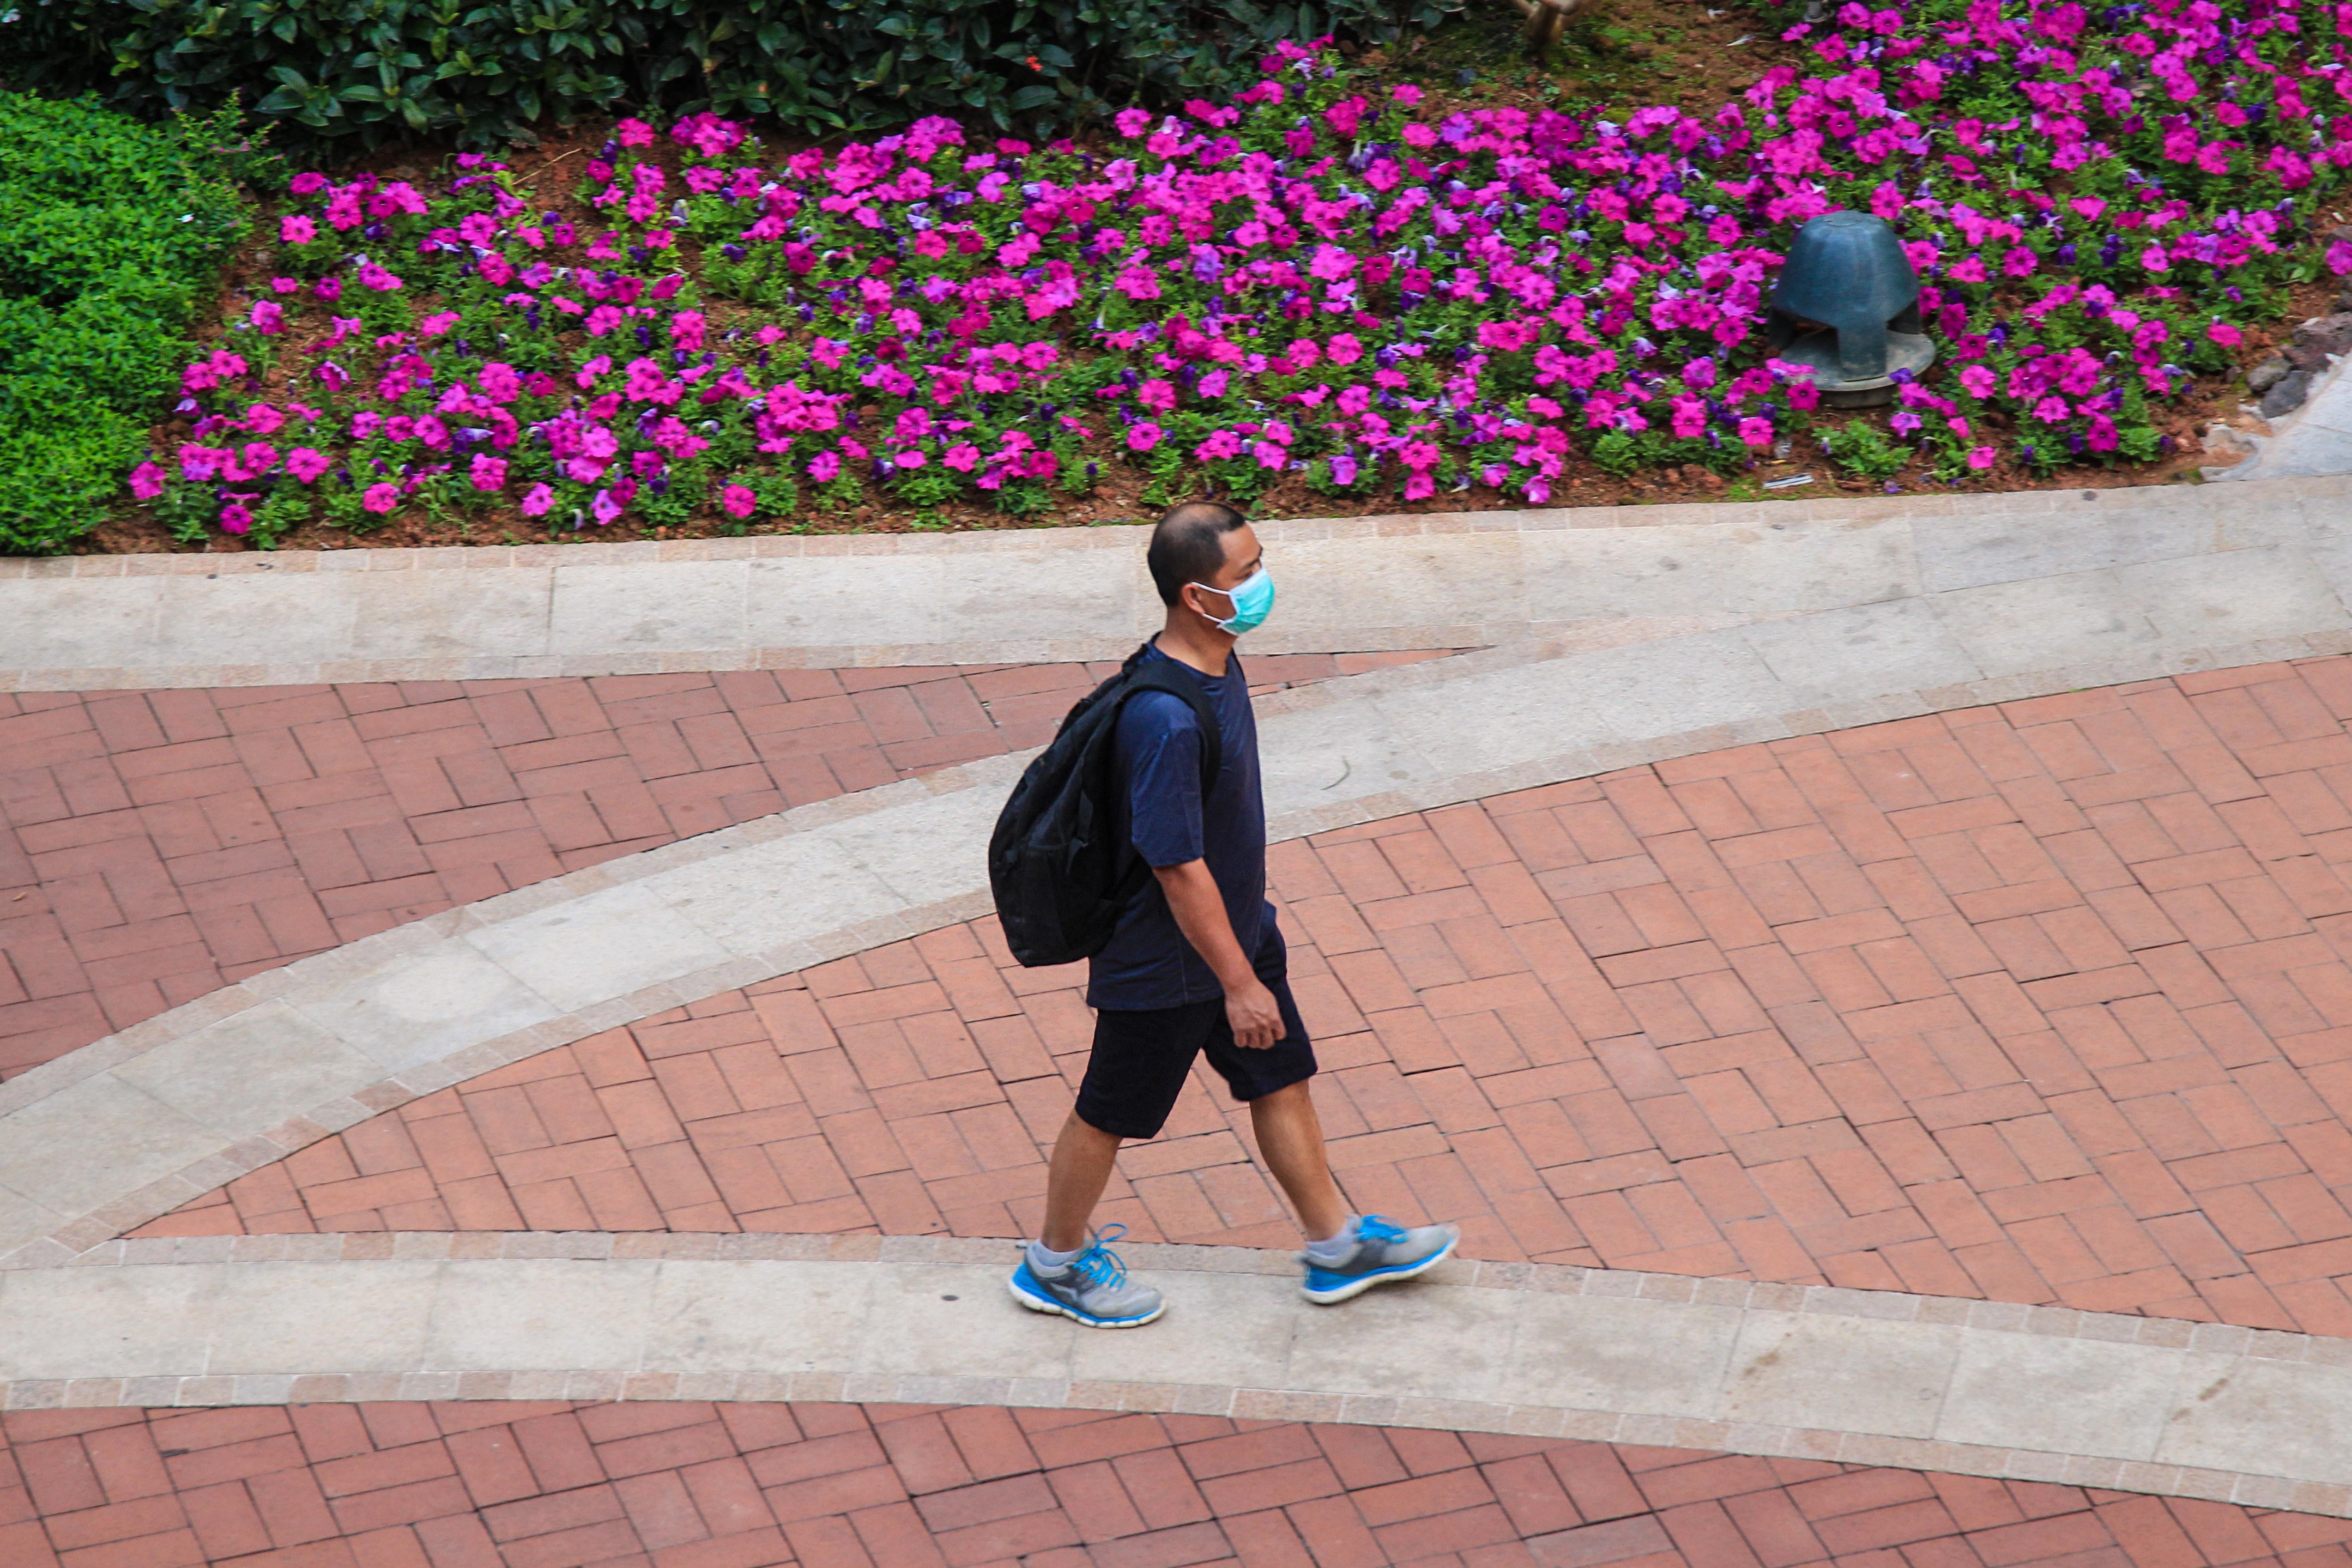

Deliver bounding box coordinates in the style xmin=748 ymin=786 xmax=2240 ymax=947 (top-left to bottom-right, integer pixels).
xmin=988 ymin=642 xmax=1228 ymax=968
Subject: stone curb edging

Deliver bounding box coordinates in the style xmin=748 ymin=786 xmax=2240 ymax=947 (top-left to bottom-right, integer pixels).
xmin=0 ymin=504 xmax=1730 ymax=691
xmin=7 ymin=615 xmax=2352 ymax=1272
xmin=5 ymin=1232 xmax=2351 ymax=1520
xmin=6 ymin=475 xmax=2340 ymax=690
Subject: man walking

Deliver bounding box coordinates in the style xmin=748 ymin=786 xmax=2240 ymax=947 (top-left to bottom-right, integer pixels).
xmin=1009 ymin=501 xmax=1457 ymax=1328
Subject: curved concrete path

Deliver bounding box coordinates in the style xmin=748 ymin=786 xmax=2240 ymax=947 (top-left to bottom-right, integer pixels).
xmin=4 ymin=475 xmax=2341 ymax=690
xmin=3 ymin=478 xmax=2351 ymax=1269
xmin=9 ymin=1231 xmax=2352 ymax=1520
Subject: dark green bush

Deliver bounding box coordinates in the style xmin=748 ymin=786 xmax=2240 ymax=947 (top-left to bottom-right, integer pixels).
xmin=0 ymin=93 xmax=255 ymax=554
xmin=0 ymin=0 xmax=1460 ymax=150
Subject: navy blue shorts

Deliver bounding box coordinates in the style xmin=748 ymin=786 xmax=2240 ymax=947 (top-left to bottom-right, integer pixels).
xmin=1075 ymin=974 xmax=1317 ymax=1140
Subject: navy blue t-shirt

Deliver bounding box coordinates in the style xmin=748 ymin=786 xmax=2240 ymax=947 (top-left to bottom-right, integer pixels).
xmin=1086 ymin=642 xmax=1271 ymax=1011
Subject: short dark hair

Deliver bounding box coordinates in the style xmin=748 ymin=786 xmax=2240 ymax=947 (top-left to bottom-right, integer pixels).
xmin=1146 ymin=501 xmax=1247 ymax=606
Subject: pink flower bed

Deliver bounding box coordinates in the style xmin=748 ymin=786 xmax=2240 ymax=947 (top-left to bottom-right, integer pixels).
xmin=140 ymin=1 xmax=2352 ymax=541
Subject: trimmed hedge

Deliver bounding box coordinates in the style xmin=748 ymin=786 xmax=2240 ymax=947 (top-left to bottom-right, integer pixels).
xmin=0 ymin=93 xmax=254 ymax=554
xmin=0 ymin=0 xmax=1463 ymax=150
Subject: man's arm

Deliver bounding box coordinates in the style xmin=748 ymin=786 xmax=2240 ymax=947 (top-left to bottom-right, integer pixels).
xmin=1153 ymin=859 xmax=1284 ymax=1049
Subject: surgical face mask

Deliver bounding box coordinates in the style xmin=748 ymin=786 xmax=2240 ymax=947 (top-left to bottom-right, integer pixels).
xmin=1191 ymin=566 xmax=1276 ymax=635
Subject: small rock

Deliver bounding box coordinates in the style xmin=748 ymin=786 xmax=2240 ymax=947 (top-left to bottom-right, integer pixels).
xmin=2248 ymin=354 xmax=2292 ymax=394
xmin=2295 ymin=315 xmax=2352 ymax=369
xmin=2203 ymin=422 xmax=2262 ymax=461
xmin=1698 ymin=469 xmax=1725 ymax=492
xmin=2260 ymin=368 xmax=2314 ymax=420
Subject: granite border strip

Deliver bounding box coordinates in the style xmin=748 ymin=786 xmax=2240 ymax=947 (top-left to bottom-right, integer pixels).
xmin=5 ymin=473 xmax=2340 ymax=690
xmin=2 ymin=1236 xmax=2348 ymax=1518
xmin=0 ymin=487 xmax=1996 ymax=582
xmin=5 ymin=622 xmax=2352 ymax=1268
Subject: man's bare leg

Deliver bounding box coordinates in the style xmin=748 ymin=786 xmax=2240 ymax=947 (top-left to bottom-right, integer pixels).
xmin=1249 ymin=1080 xmax=1349 ymax=1241
xmin=1040 ymin=1111 xmax=1125 ymax=1253
xmin=1255 ymin=1078 xmax=1459 ymax=1302
xmin=1016 ymin=1110 xmax=1164 ymax=1327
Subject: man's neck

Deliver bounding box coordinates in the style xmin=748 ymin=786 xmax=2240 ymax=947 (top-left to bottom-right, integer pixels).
xmin=1154 ymin=613 xmax=1235 ymax=676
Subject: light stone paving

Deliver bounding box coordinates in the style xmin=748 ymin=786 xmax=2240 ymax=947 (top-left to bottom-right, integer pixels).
xmin=5 ymin=491 xmax=2352 ymax=1270
xmin=5 ymin=1230 xmax=2350 ymax=1520
xmin=2211 ymin=348 xmax=2352 ymax=483
xmin=2 ymin=475 xmax=2338 ymax=688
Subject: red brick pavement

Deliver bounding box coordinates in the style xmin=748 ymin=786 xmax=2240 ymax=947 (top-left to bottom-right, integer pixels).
xmin=139 ymin=655 xmax=2352 ymax=1338
xmin=4 ymin=1399 xmax=2344 ymax=1568
xmin=0 ymin=654 xmax=1452 ymax=1079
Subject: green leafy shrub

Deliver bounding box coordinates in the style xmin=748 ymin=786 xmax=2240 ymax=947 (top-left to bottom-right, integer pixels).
xmin=0 ymin=0 xmax=1463 ymax=150
xmin=1821 ymin=420 xmax=1910 ymax=482
xmin=0 ymin=94 xmax=256 ymax=554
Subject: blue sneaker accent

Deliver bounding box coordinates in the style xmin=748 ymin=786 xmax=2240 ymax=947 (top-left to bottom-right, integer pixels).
xmin=1008 ymin=1224 xmax=1165 ymax=1328
xmin=1300 ymin=1215 xmax=1458 ymax=1304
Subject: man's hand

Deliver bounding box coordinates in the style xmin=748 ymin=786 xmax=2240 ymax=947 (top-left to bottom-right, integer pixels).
xmin=1153 ymin=859 xmax=1285 ymax=1047
xmin=1224 ymin=975 xmax=1287 ymax=1050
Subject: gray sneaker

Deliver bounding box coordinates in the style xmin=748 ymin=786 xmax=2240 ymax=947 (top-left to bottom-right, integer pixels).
xmin=1008 ymin=1225 xmax=1166 ymax=1328
xmin=1301 ymin=1216 xmax=1459 ymax=1303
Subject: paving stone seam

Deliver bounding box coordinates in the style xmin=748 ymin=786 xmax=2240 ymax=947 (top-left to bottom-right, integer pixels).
xmin=5 ymin=473 xmax=2336 ymax=691
xmin=4 ymin=1241 xmax=2350 ymax=1519
xmin=6 ymin=622 xmax=2352 ymax=1273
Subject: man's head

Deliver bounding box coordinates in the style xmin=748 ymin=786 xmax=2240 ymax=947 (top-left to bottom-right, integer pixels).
xmin=1148 ymin=501 xmax=1266 ymax=637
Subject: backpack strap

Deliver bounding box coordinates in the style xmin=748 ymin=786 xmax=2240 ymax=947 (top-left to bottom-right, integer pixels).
xmin=1121 ymin=647 xmax=1224 ymax=798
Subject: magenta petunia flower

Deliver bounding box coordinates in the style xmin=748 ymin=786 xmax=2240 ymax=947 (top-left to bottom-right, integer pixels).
xmin=362 ymin=483 xmax=398 ymax=514
xmin=125 ymin=25 xmax=2330 ymax=522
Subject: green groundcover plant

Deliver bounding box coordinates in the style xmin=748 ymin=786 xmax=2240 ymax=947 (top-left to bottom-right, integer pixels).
xmin=0 ymin=0 xmax=1463 ymax=150
xmin=0 ymin=93 xmax=262 ymax=554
